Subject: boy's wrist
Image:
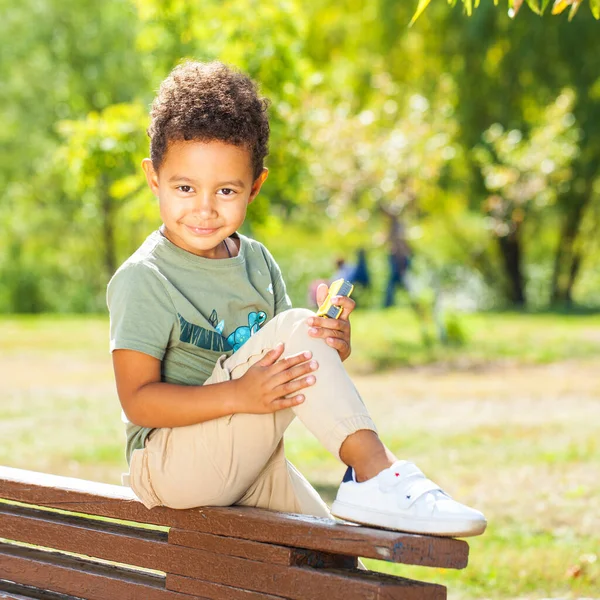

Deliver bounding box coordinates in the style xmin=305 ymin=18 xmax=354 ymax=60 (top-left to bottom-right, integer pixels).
xmin=224 ymin=378 xmax=242 ymax=415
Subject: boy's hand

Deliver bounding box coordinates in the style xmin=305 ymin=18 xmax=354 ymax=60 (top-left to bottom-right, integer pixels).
xmin=233 ymin=343 xmax=318 ymax=413
xmin=308 ymin=282 xmax=355 ymax=361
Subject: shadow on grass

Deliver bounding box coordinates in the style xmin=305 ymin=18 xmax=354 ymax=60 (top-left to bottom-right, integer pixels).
xmin=312 ymin=482 xmax=338 ymax=505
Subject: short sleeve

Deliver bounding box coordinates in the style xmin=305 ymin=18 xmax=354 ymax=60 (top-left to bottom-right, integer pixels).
xmin=106 ymin=262 xmax=176 ymax=360
xmin=261 ymin=245 xmax=293 ymax=315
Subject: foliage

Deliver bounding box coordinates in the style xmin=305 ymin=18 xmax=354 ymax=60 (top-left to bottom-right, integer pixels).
xmin=1 ymin=0 xmax=599 ymax=313
xmin=302 ymin=74 xmax=459 ymax=235
xmin=411 ymin=0 xmax=600 ymax=23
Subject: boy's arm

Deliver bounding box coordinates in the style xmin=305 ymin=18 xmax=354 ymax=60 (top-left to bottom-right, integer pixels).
xmin=113 ymin=350 xmax=239 ymax=427
xmin=113 ymin=345 xmax=317 ymax=428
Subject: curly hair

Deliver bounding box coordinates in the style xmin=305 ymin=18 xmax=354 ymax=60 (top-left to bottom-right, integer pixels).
xmin=148 ymin=61 xmax=270 ymax=180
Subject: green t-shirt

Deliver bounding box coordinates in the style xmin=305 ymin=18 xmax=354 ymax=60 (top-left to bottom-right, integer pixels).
xmin=106 ymin=229 xmax=292 ymax=464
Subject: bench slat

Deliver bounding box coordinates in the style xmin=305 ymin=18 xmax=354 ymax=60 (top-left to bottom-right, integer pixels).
xmin=167 ymin=511 xmax=467 ymax=569
xmin=169 ymin=529 xmax=356 ymax=569
xmin=0 ymin=543 xmax=198 ymax=600
xmin=166 ymin=563 xmax=446 ymax=600
xmin=0 ymin=505 xmax=444 ymax=599
xmin=0 ymin=466 xmax=468 ymax=569
xmin=0 ymin=581 xmax=84 ymax=600
xmin=0 ymin=503 xmax=171 ymax=573
xmin=0 ymin=503 xmax=355 ymax=574
xmin=166 ymin=576 xmax=286 ymax=600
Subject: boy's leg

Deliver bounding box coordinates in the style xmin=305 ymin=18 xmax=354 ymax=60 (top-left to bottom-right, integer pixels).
xmin=129 ymin=307 xmax=376 ymax=510
xmin=130 ymin=307 xmax=486 ymax=536
xmin=235 ymin=439 xmax=332 ymax=519
xmin=206 ymin=307 xmax=486 ymax=537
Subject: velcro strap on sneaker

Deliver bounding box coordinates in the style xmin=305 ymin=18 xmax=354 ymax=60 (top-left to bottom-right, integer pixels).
xmin=396 ymin=477 xmax=442 ymax=509
xmin=378 ymin=461 xmax=425 ymax=491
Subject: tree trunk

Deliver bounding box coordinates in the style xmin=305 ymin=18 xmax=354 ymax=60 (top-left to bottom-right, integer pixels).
xmin=497 ymin=226 xmax=526 ymax=307
xmin=100 ymin=175 xmax=117 ymax=278
xmin=564 ymin=252 xmax=582 ymax=306
xmin=550 ymin=190 xmax=591 ymax=306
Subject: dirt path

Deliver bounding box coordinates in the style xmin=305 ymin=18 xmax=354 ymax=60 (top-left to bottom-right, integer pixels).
xmin=350 ymin=359 xmax=600 ymax=434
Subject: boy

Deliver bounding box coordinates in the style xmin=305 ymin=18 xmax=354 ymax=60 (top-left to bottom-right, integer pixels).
xmin=107 ymin=61 xmax=486 ymax=537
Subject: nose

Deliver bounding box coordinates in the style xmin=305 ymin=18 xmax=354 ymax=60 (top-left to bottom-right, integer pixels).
xmin=190 ymin=192 xmax=217 ymax=218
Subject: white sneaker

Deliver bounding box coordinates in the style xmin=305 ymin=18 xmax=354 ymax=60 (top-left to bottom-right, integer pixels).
xmin=331 ymin=460 xmax=487 ymax=537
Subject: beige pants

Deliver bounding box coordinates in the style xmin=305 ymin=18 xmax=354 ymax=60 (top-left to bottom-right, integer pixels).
xmin=128 ymin=308 xmax=377 ymax=518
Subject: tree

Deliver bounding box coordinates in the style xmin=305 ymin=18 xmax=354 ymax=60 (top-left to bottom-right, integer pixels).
xmin=473 ymin=91 xmax=580 ymax=305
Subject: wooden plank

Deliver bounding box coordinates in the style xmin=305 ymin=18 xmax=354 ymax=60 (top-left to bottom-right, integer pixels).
xmin=166 ymin=558 xmax=447 ymax=600
xmin=0 ymin=580 xmax=84 ymax=600
xmin=169 ymin=528 xmax=294 ymax=564
xmin=0 ymin=467 xmax=469 ymax=568
xmin=0 ymin=593 xmax=42 ymax=600
xmin=0 ymin=503 xmax=171 ymax=572
xmin=167 ymin=511 xmax=466 ymax=569
xmin=169 ymin=529 xmax=357 ymax=569
xmin=0 ymin=505 xmax=359 ymax=598
xmin=0 ymin=544 xmax=203 ymax=600
xmin=167 ymin=575 xmax=285 ymax=600
xmin=0 ymin=504 xmax=355 ymax=575
xmin=1 ymin=539 xmax=445 ymax=600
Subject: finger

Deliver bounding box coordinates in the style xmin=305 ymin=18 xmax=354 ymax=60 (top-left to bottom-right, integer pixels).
xmin=330 ymin=296 xmax=356 ymax=321
xmin=325 ymin=336 xmax=350 ymax=356
xmin=272 ymin=359 xmax=318 ymax=388
xmin=275 ymin=374 xmax=316 ymax=398
xmin=307 ymin=316 xmax=346 ymax=332
xmin=308 ymin=326 xmax=346 ymax=341
xmin=270 ymin=350 xmax=313 ymax=374
xmin=325 ymin=337 xmax=350 ymax=352
xmin=269 ymin=394 xmax=306 ymax=412
xmin=257 ymin=342 xmax=285 ymax=367
xmin=316 ymin=283 xmax=329 ymax=307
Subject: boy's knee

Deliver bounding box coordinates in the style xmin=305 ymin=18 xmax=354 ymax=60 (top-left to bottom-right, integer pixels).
xmin=283 ymin=307 xmax=314 ymax=322
xmin=274 ymin=307 xmax=314 ymax=334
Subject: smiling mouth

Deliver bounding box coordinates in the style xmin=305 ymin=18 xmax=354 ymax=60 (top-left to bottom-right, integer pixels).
xmin=184 ymin=224 xmax=219 ymax=235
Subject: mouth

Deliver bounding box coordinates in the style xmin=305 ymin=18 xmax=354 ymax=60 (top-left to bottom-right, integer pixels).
xmin=184 ymin=224 xmax=220 ymax=235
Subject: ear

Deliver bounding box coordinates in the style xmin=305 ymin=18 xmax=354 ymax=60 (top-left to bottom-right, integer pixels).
xmin=248 ymin=168 xmax=269 ymax=204
xmin=141 ymin=158 xmax=160 ymax=197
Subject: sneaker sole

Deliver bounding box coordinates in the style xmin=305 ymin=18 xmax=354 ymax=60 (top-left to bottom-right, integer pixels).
xmin=330 ymin=500 xmax=487 ymax=538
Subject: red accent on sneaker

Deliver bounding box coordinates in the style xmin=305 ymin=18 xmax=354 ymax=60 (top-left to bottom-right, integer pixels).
xmin=395 ymin=473 xmax=400 ymax=477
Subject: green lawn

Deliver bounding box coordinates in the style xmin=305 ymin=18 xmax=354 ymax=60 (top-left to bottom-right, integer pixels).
xmin=1 ymin=311 xmax=599 ymax=598
xmin=346 ymin=306 xmax=600 ymax=371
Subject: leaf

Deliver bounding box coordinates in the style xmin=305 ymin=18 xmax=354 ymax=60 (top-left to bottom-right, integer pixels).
xmin=525 ymin=0 xmax=542 ymax=14
xmin=509 ymin=0 xmax=525 ymax=17
xmin=551 ymin=0 xmax=574 ymax=15
xmin=590 ymin=0 xmax=600 ymax=17
xmin=541 ymin=0 xmax=553 ymax=12
xmin=568 ymin=0 xmax=583 ymax=18
xmin=464 ymin=0 xmax=473 ymax=16
xmin=409 ymin=0 xmax=433 ymax=26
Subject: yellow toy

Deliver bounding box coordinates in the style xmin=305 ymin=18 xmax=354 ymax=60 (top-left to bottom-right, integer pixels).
xmin=315 ymin=279 xmax=354 ymax=319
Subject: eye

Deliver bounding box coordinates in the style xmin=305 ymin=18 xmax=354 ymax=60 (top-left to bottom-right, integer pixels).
xmin=218 ymin=188 xmax=235 ymax=196
xmin=177 ymin=185 xmax=194 ymax=193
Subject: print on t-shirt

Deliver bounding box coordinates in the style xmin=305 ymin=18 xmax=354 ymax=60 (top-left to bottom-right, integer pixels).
xmin=227 ymin=311 xmax=267 ymax=352
xmin=178 ymin=310 xmax=267 ymax=353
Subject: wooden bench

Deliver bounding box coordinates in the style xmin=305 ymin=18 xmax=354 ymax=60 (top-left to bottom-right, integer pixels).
xmin=0 ymin=466 xmax=470 ymax=599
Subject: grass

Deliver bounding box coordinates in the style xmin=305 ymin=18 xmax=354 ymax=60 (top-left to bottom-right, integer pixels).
xmin=1 ymin=312 xmax=599 ymax=598
xmin=346 ymin=306 xmax=600 ymax=371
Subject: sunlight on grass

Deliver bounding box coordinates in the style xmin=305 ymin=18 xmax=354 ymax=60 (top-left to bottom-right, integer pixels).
xmin=1 ymin=314 xmax=599 ymax=599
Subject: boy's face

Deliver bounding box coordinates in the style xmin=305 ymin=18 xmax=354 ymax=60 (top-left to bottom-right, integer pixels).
xmin=142 ymin=140 xmax=268 ymax=258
